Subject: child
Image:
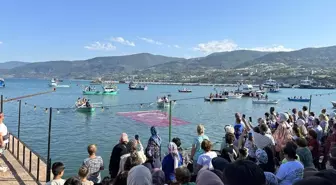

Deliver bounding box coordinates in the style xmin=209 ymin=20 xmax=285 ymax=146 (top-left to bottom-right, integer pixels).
xmin=46 ymin=162 xmax=65 ymax=185
xmin=78 ymin=166 xmax=94 ymax=185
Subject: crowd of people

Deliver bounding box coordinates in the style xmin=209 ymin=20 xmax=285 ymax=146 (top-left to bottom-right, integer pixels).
xmin=2 ymin=104 xmax=336 ymax=185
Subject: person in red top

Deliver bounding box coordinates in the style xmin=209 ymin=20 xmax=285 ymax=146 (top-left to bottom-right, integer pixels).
xmin=322 ymin=124 xmax=336 ymax=169
xmin=308 ymin=129 xmax=320 ymax=169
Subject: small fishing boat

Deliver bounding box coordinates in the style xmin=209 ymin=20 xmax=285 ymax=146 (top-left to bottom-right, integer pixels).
xmin=83 ymin=84 xmax=118 ymax=95
xmin=0 ymin=78 xmax=5 ymax=87
xmin=76 ymin=106 xmax=96 ymax=113
xmin=178 ymin=88 xmax=192 ymax=93
xmin=288 ymin=97 xmax=310 ymax=102
xmin=268 ymin=88 xmax=281 ymax=93
xmin=204 ymin=97 xmax=228 ymax=102
xmin=129 ymin=82 xmax=148 ymax=90
xmin=252 ymin=99 xmax=279 ymax=104
xmin=332 ymin=101 xmax=336 ymax=108
xmin=49 ymin=78 xmax=70 ymax=88
xmin=75 ymin=100 xmax=96 ymax=113
xmin=157 ymin=96 xmax=170 ymax=108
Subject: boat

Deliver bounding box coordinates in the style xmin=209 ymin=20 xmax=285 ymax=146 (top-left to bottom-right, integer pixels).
xmin=0 ymin=78 xmax=5 ymax=87
xmin=204 ymin=97 xmax=228 ymax=102
xmin=178 ymin=88 xmax=192 ymax=93
xmin=263 ymin=78 xmax=278 ymax=88
xmin=234 ymin=84 xmax=254 ymax=95
xmin=268 ymin=88 xmax=281 ymax=93
xmin=129 ymin=82 xmax=148 ymax=90
xmin=332 ymin=101 xmax=336 ymax=108
xmin=252 ymin=99 xmax=279 ymax=104
xmin=288 ymin=97 xmax=310 ymax=102
xmin=279 ymin=83 xmax=292 ymax=88
xmin=298 ymin=77 xmax=335 ymax=89
xmin=76 ymin=106 xmax=95 ymax=113
xmin=83 ymin=84 xmax=118 ymax=95
xmin=49 ymin=78 xmax=58 ymax=87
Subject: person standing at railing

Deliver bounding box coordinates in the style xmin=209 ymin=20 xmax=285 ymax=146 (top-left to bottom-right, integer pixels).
xmin=0 ymin=112 xmax=9 ymax=172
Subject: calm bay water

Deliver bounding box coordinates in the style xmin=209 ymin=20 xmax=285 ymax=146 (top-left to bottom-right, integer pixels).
xmin=1 ymin=78 xmax=336 ymax=177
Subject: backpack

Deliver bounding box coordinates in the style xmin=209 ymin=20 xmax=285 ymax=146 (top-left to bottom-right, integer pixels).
xmin=146 ymin=138 xmax=160 ymax=159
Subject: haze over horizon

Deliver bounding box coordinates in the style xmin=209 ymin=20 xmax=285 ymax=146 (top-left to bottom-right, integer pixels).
xmin=1 ymin=0 xmax=335 ymax=62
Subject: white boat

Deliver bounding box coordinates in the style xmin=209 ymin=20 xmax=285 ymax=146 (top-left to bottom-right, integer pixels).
xmin=49 ymin=78 xmax=57 ymax=87
xmin=263 ymin=78 xmax=278 ymax=88
xmin=227 ymin=93 xmax=243 ymax=99
xmin=332 ymin=101 xmax=336 ymax=108
xmin=252 ymin=99 xmax=279 ymax=104
xmin=235 ymin=84 xmax=254 ymax=95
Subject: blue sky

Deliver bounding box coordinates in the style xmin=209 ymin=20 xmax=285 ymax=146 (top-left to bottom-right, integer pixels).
xmin=0 ymin=0 xmax=336 ymax=62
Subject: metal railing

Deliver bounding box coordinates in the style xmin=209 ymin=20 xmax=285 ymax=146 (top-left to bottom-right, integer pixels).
xmin=7 ymin=133 xmax=49 ymax=185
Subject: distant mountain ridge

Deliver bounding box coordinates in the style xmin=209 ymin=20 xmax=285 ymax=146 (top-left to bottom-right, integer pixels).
xmin=2 ymin=46 xmax=336 ymax=79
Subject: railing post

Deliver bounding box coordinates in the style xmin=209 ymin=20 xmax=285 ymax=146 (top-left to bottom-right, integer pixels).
xmin=18 ymin=100 xmax=21 ymax=138
xmin=46 ymin=107 xmax=52 ymax=182
xmin=168 ymin=101 xmax=172 ymax=142
xmin=308 ymin=94 xmax=312 ymax=113
xmin=1 ymin=95 xmax=3 ymax=112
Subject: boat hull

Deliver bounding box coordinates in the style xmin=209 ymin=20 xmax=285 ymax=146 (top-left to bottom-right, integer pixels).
xmin=157 ymin=101 xmax=170 ymax=108
xmin=76 ymin=107 xmax=95 ymax=113
xmin=83 ymin=91 xmax=118 ymax=95
xmin=298 ymin=85 xmax=335 ymax=89
xmin=332 ymin=101 xmax=336 ymax=108
xmin=178 ymin=90 xmax=192 ymax=93
xmin=288 ymin=98 xmax=310 ymax=102
xmin=227 ymin=95 xmax=242 ymax=99
xmin=252 ymin=100 xmax=278 ymax=104
xmin=129 ymin=87 xmax=148 ymax=90
xmin=204 ymin=97 xmax=228 ymax=102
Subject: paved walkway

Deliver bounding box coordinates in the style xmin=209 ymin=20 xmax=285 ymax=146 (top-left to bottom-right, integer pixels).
xmin=0 ymin=151 xmax=38 ymax=185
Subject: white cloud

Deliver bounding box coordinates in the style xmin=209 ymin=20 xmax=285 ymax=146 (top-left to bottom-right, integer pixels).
xmin=174 ymin=45 xmax=180 ymax=49
xmin=138 ymin=37 xmax=163 ymax=45
xmin=248 ymin=45 xmax=293 ymax=52
xmin=84 ymin=42 xmax=116 ymax=51
xmin=110 ymin=37 xmax=135 ymax=47
xmin=193 ymin=40 xmax=238 ymax=53
xmin=0 ymin=41 xmax=2 ymax=44
xmin=193 ymin=40 xmax=293 ymax=53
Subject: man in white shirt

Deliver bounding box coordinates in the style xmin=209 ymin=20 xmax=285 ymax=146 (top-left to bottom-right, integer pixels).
xmin=0 ymin=112 xmax=8 ymax=154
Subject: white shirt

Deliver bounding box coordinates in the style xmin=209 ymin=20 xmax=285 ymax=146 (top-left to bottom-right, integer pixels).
xmin=276 ymin=161 xmax=304 ymax=185
xmin=197 ymin=151 xmax=217 ymax=170
xmin=252 ymin=131 xmax=275 ymax=149
xmin=46 ymin=179 xmax=65 ymax=185
xmin=0 ymin=123 xmax=8 ymax=144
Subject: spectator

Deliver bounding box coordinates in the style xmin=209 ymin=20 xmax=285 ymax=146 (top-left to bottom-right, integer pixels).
xmin=162 ymin=142 xmax=183 ymax=183
xmin=64 ymin=177 xmax=81 ymax=185
xmin=127 ymin=165 xmax=152 ymax=185
xmin=322 ymin=124 xmax=336 ymax=169
xmin=296 ymin=138 xmax=314 ymax=168
xmin=276 ymin=143 xmax=304 ymax=185
xmin=292 ymin=108 xmax=298 ymax=122
xmin=146 ymin=126 xmax=162 ymax=164
xmin=190 ymin=124 xmax=209 ymax=173
xmin=234 ymin=113 xmax=245 ymax=140
xmin=273 ymin=119 xmax=292 ymax=157
xmin=314 ymin=169 xmax=336 ymax=183
xmin=195 ymin=139 xmax=217 ymax=173
xmin=109 ymin=133 xmax=129 ymax=178
xmin=78 ymin=166 xmax=94 ymax=185
xmin=124 ymin=152 xmax=143 ymax=171
xmin=293 ymin=176 xmax=334 ymax=185
xmin=319 ymin=114 xmax=329 ymax=137
xmin=220 ymin=133 xmax=238 ymax=162
xmin=173 ymin=137 xmax=190 ymax=166
xmin=253 ymin=123 xmax=276 ymax=149
xmin=175 ymin=167 xmax=195 ymax=185
xmin=119 ymin=139 xmax=146 ymax=174
xmin=302 ymin=106 xmax=309 ymax=121
xmin=244 ymin=131 xmax=257 ymax=161
xmin=46 ymin=162 xmax=65 ymax=185
xmin=313 ymin=118 xmax=323 ymax=142
xmin=152 ymin=170 xmax=165 ymax=185
xmin=83 ymin=144 xmax=104 ymax=183
xmin=196 ymin=169 xmax=224 ymax=185
xmin=211 ymin=157 xmax=229 ymax=172
xmin=112 ymin=171 xmax=128 ymax=185
xmin=100 ymin=176 xmax=112 ymax=185
xmin=224 ymin=160 xmax=266 ymax=185
xmin=307 ymin=129 xmax=320 ymax=168
xmin=0 ymin=112 xmax=9 ymax=171
xmin=143 ymin=148 xmax=162 ymax=172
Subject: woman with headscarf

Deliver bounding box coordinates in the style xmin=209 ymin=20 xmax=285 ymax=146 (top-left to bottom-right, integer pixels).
xmin=196 ymin=169 xmax=224 ymax=185
xmin=109 ymin=133 xmax=129 ymax=178
xmin=127 ymin=165 xmax=152 ymax=185
xmin=273 ymin=113 xmax=292 ymax=160
xmin=162 ymin=142 xmax=183 ymax=183
xmin=146 ymin=126 xmax=162 ymax=163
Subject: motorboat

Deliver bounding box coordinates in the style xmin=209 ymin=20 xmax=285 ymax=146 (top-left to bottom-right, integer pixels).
xmin=263 ymin=78 xmax=278 ymax=88
xmin=129 ymin=82 xmax=148 ymax=90
xmin=0 ymin=78 xmax=5 ymax=87
xmin=252 ymin=99 xmax=279 ymax=104
xmin=204 ymin=97 xmax=228 ymax=102
xmin=178 ymin=88 xmax=192 ymax=93
xmin=49 ymin=78 xmax=57 ymax=87
xmin=235 ymin=84 xmax=254 ymax=95
xmin=83 ymin=84 xmax=118 ymax=95
xmin=298 ymin=77 xmax=335 ymax=89
xmin=157 ymin=96 xmax=171 ymax=108
xmin=268 ymin=88 xmax=281 ymax=93
xmin=288 ymin=97 xmax=310 ymax=102
xmin=226 ymin=93 xmax=243 ymax=99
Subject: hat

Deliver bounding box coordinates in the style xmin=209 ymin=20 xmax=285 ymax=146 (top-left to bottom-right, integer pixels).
xmin=296 ymin=119 xmax=305 ymax=127
xmin=279 ymin=113 xmax=289 ymax=122
xmin=256 ymin=149 xmax=268 ymax=164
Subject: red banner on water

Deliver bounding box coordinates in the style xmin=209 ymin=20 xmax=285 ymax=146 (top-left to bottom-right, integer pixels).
xmin=117 ymin=110 xmax=189 ymax=127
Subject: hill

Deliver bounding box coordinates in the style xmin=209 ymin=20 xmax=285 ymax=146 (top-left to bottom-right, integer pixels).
xmin=6 ymin=53 xmax=183 ymax=79
xmin=0 ymin=61 xmax=28 ymax=69
xmin=238 ymin=46 xmax=336 ymax=68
